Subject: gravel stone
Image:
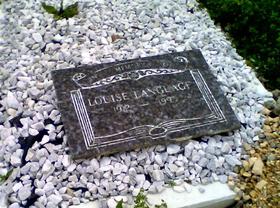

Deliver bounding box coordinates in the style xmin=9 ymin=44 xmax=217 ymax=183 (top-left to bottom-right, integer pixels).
xmin=48 ymin=194 xmax=63 ymax=205
xmin=167 ymin=144 xmax=181 ymax=154
xmin=29 ymin=128 xmax=39 ymax=136
xmin=31 ymin=122 xmax=45 ymax=131
xmin=69 ymin=175 xmax=78 ymax=182
xmin=42 ymin=159 xmax=52 ymax=173
xmin=152 ymin=170 xmax=164 ymax=181
xmin=18 ymin=186 xmax=31 ymax=201
xmin=191 ymin=151 xmax=201 ymax=162
xmin=43 ymin=182 xmax=55 ymax=194
xmin=72 ymin=197 xmax=80 ymax=205
xmin=6 ymin=92 xmax=20 ymax=109
xmin=90 ymin=158 xmax=100 ymax=171
xmin=35 ymin=189 xmax=45 ymax=196
xmin=176 ymin=167 xmax=185 ymax=176
xmin=221 ymin=143 xmax=231 ymax=153
xmin=154 ymin=154 xmax=163 ymax=166
xmin=40 ymin=135 xmax=49 ymax=145
xmin=218 ymin=175 xmax=228 ymax=183
xmin=32 ymin=33 xmax=43 ymax=42
xmin=9 ymin=203 xmax=20 ymax=208
xmin=198 ymin=158 xmax=208 ymax=167
xmin=122 ymin=175 xmax=129 ymax=184
xmin=184 ymin=143 xmax=194 ymax=157
xmin=225 ymin=155 xmax=242 ymax=166
xmin=135 ymin=174 xmax=145 ymax=186
xmin=107 ymin=198 xmax=117 ymax=208
xmin=168 ymin=163 xmax=178 ymax=172
xmin=10 ymin=154 xmax=21 ymax=166
xmin=113 ymin=163 xmax=123 ymax=175
xmin=12 ymin=182 xmax=23 ymax=192
xmin=252 ymin=157 xmax=264 ymax=175
xmin=142 ymin=180 xmax=151 ymax=190
xmin=62 ymin=155 xmax=70 ymax=168
xmin=100 ymin=157 xmax=111 ymax=167
xmin=67 ymin=164 xmax=76 ymax=172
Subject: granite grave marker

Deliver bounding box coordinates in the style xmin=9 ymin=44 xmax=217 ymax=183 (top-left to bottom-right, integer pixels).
xmin=52 ymin=49 xmax=240 ymax=159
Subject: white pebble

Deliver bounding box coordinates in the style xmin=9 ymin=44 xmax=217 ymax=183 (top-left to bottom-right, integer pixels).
xmin=167 ymin=144 xmax=181 ymax=154
xmin=40 ymin=135 xmax=49 ymax=145
xmin=32 ymin=32 xmax=43 ymax=42
xmin=67 ymin=164 xmax=76 ymax=172
xmin=42 ymin=159 xmax=52 ymax=173
xmin=62 ymin=155 xmax=70 ymax=167
xmin=152 ymin=170 xmax=164 ymax=181
xmin=6 ymin=92 xmax=20 ymax=109
xmin=29 ymin=128 xmax=39 ymax=136
xmin=18 ymin=186 xmax=31 ymax=201
xmin=10 ymin=154 xmax=21 ymax=166
xmin=12 ymin=182 xmax=23 ymax=192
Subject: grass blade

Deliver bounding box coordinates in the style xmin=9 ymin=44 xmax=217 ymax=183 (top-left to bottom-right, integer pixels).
xmin=62 ymin=2 xmax=78 ymax=18
xmin=42 ymin=3 xmax=59 ymax=15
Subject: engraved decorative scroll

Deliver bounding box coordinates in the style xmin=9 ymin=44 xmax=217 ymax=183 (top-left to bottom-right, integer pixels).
xmin=72 ymin=68 xmax=185 ymax=89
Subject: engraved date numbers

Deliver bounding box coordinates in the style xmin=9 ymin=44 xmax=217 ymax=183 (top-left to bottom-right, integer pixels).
xmin=113 ymin=104 xmax=133 ymax=113
xmin=158 ymin=96 xmax=178 ymax=105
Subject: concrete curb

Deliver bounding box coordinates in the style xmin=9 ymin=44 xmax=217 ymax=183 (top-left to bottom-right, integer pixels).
xmin=71 ymin=182 xmax=236 ymax=208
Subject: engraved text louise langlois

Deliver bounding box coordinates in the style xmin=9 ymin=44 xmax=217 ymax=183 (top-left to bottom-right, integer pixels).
xmin=87 ymin=81 xmax=190 ymax=113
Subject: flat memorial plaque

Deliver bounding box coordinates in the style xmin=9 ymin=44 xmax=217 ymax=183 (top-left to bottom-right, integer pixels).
xmin=52 ymin=49 xmax=240 ymax=159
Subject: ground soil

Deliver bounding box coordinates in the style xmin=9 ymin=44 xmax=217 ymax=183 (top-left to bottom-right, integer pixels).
xmin=229 ymin=106 xmax=280 ymax=208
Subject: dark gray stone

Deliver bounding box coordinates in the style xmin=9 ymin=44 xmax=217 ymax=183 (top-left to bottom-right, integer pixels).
xmin=51 ymin=49 xmax=240 ymax=159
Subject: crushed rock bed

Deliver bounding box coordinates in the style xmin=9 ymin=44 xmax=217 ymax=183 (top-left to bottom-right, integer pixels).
xmin=0 ymin=0 xmax=273 ymax=207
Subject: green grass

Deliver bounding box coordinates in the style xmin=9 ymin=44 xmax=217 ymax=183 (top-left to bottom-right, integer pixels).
xmin=166 ymin=180 xmax=176 ymax=187
xmin=198 ymin=0 xmax=280 ymax=90
xmin=42 ymin=0 xmax=78 ymax=20
xmin=133 ymin=189 xmax=168 ymax=208
xmin=0 ymin=169 xmax=13 ymax=184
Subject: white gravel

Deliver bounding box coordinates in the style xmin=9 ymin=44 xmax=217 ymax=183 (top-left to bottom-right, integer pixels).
xmin=0 ymin=0 xmax=273 ymax=207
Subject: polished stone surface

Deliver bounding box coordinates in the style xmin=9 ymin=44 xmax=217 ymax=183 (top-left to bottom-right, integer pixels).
xmin=52 ymin=49 xmax=240 ymax=159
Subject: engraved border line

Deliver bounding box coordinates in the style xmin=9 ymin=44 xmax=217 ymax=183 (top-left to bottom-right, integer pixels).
xmin=191 ymin=70 xmax=225 ymax=119
xmin=196 ymin=70 xmax=226 ymax=120
xmin=82 ymin=68 xmax=185 ymax=90
xmin=72 ymin=91 xmax=93 ymax=148
xmin=190 ymin=70 xmax=219 ymax=118
xmin=88 ymin=118 xmax=226 ymax=148
xmin=193 ymin=71 xmax=222 ymax=118
xmin=71 ymin=90 xmax=95 ymax=149
xmin=70 ymin=91 xmax=91 ymax=148
xmin=72 ymin=92 xmax=92 ymax=148
xmin=76 ymin=90 xmax=96 ymax=144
